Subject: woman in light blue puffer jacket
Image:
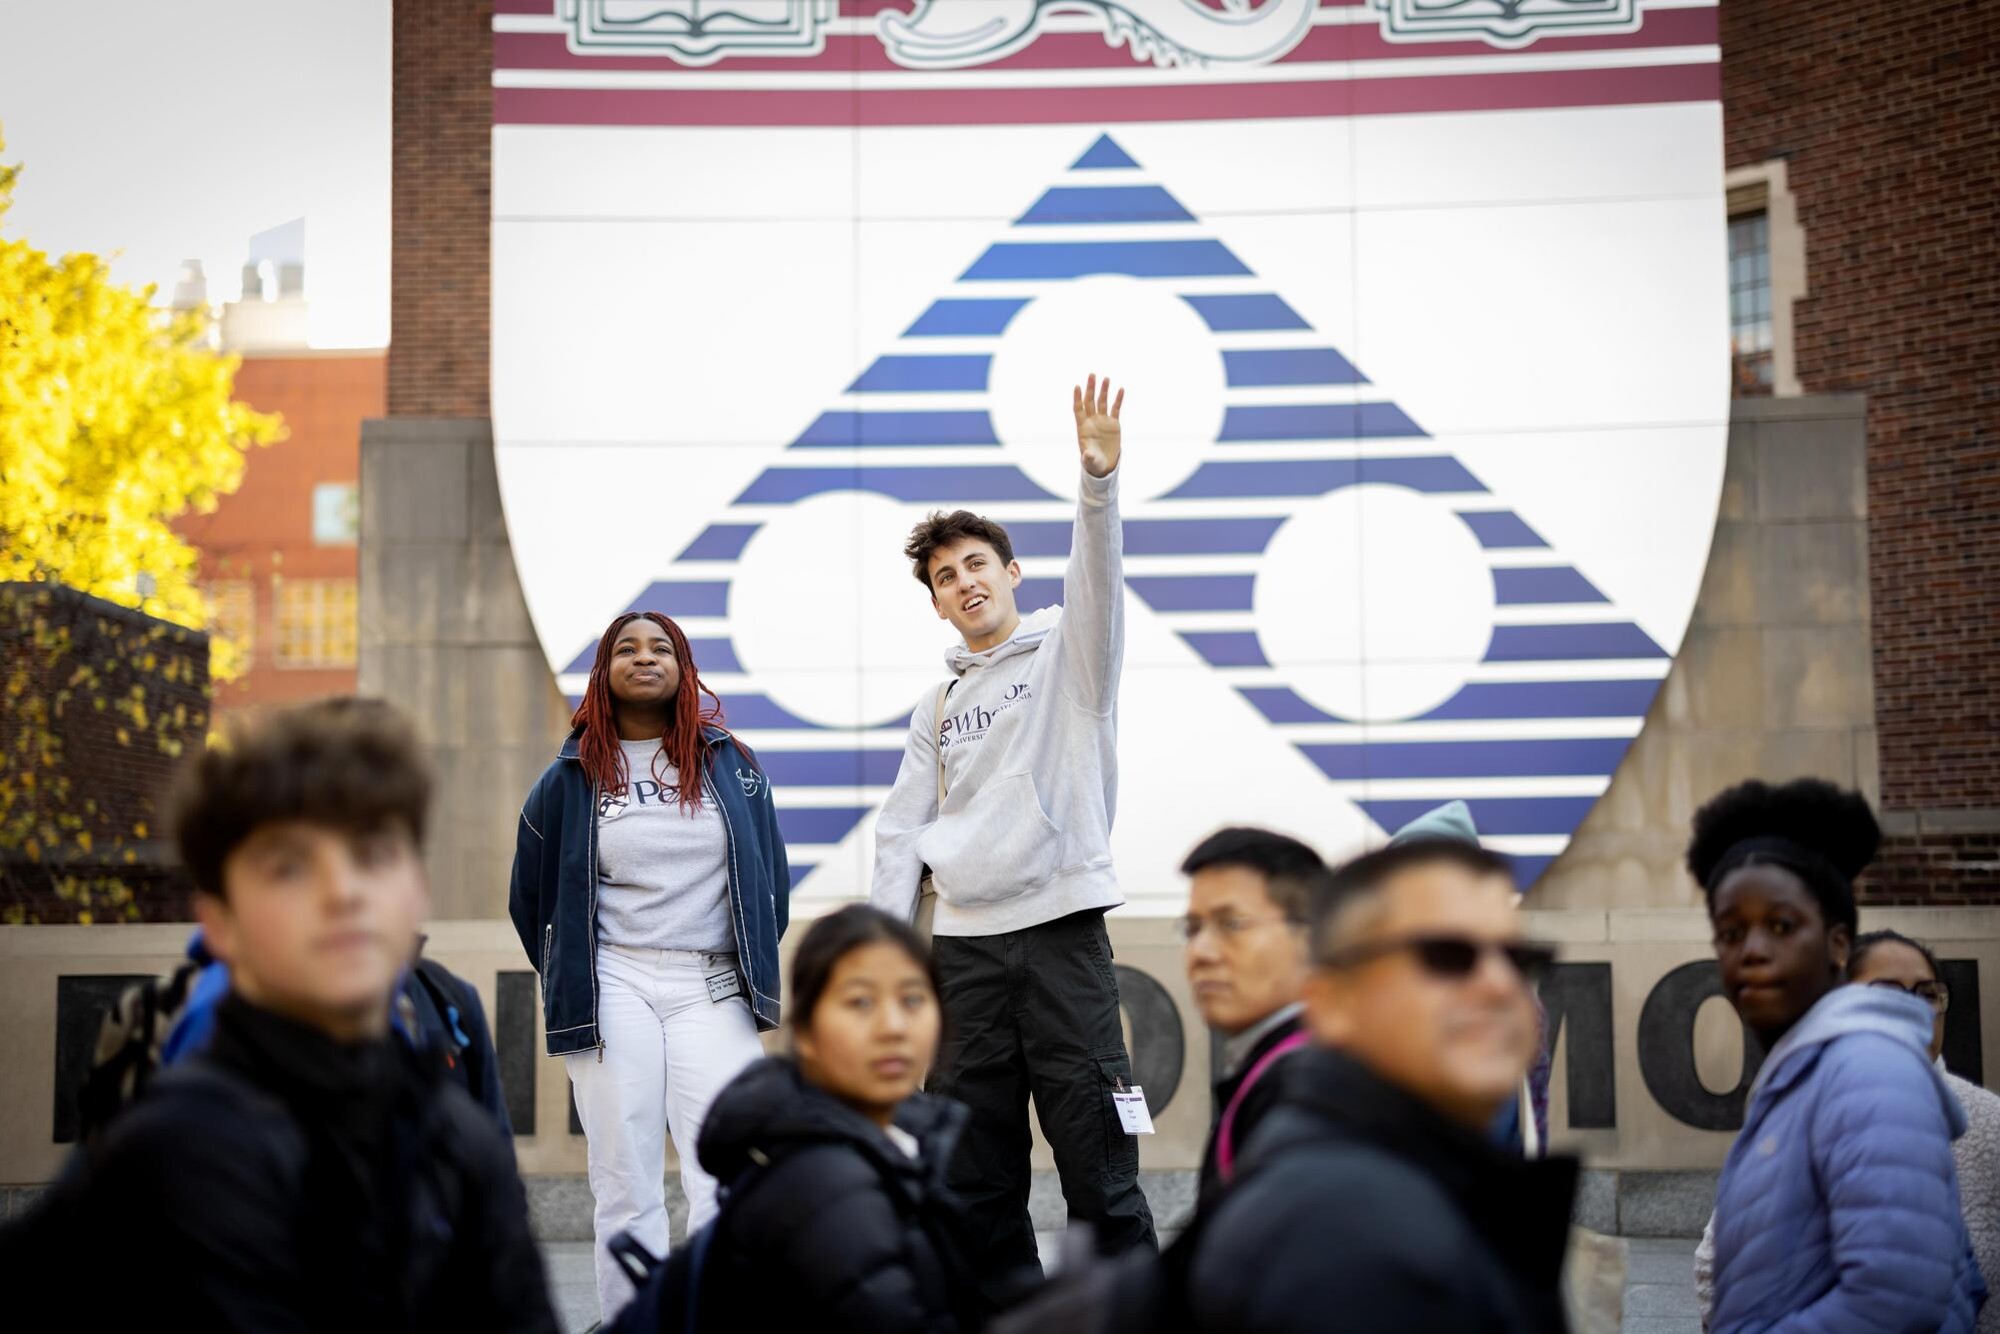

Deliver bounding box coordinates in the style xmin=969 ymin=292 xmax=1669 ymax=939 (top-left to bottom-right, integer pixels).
xmin=1694 ymin=779 xmax=1985 ymax=1334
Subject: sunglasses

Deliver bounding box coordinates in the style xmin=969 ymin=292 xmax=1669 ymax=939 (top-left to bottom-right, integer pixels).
xmin=1320 ymin=934 xmax=1556 ymax=984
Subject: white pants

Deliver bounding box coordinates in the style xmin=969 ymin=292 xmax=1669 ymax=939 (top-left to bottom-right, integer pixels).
xmin=565 ymin=943 xmax=764 ymax=1322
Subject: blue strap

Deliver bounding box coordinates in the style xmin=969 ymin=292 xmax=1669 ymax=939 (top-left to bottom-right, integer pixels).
xmin=160 ymin=960 xmax=231 ymax=1065
xmin=443 ymin=1002 xmax=473 ymax=1049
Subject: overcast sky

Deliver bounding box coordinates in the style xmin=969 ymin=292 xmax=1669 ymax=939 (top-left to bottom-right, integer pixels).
xmin=0 ymin=0 xmax=390 ymax=348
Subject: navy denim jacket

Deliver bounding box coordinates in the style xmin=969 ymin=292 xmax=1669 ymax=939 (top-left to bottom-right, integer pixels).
xmin=508 ymin=726 xmax=790 ymax=1055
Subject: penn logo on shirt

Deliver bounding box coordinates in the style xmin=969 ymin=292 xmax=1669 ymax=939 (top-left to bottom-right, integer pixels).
xmin=599 ymin=779 xmax=682 ymax=820
xmin=941 ymin=682 xmax=1033 ymax=749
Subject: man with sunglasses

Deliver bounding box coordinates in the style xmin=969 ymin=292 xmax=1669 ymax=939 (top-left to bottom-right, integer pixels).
xmin=1177 ymin=827 xmax=1325 ymax=1208
xmin=1184 ymin=836 xmax=1576 ymax=1334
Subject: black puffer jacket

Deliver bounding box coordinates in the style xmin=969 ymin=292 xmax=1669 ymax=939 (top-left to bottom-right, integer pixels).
xmin=1187 ymin=1047 xmax=1577 ymax=1334
xmin=696 ymin=1057 xmax=989 ymax=1334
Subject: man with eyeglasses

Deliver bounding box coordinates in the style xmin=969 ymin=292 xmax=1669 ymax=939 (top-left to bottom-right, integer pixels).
xmin=1183 ymin=836 xmax=1576 ymax=1334
xmin=1177 ymin=828 xmax=1327 ymax=1207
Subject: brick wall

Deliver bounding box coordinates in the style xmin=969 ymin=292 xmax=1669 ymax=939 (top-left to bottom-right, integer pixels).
xmin=1722 ymin=0 xmax=2000 ymax=899
xmin=0 ymin=584 xmax=208 ymax=922
xmin=389 ymin=0 xmax=492 ymax=417
xmin=182 ymin=351 xmax=386 ymax=719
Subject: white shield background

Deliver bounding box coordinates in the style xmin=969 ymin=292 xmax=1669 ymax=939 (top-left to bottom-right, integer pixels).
xmin=491 ymin=0 xmax=1728 ymax=916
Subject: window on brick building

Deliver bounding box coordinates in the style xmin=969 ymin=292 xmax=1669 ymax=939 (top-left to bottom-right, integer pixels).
xmin=1726 ymin=162 xmax=1805 ymax=397
xmin=204 ymin=580 xmax=257 ymax=670
xmin=312 ymin=481 xmax=359 ymax=546
xmin=275 ymin=578 xmax=358 ymax=668
xmin=1728 ymin=211 xmax=1774 ymax=394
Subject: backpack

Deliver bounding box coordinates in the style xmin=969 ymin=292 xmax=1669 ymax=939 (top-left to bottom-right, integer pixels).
xmin=403 ymin=956 xmax=511 ymax=1132
xmin=73 ymin=950 xmax=213 ymax=1143
xmin=75 ymin=938 xmax=509 ymax=1143
xmin=603 ymin=1159 xmax=772 ymax=1334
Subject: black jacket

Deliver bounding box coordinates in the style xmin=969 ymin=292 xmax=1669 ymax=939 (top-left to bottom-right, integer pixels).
xmin=1196 ymin=1008 xmax=1306 ymax=1207
xmin=696 ymin=1057 xmax=989 ymax=1334
xmin=1188 ymin=1047 xmax=1577 ymax=1334
xmin=9 ymin=994 xmax=556 ymax=1333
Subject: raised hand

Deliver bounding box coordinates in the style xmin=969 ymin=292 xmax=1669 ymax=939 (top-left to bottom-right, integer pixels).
xmin=1072 ymin=373 xmax=1124 ymax=479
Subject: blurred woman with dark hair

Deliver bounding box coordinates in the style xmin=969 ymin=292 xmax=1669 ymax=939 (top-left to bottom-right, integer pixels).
xmin=688 ymin=903 xmax=986 ymax=1334
xmin=509 ymin=611 xmax=790 ymax=1324
xmin=1692 ymin=778 xmax=1983 ymax=1332
xmin=1846 ymin=930 xmax=2000 ymax=1333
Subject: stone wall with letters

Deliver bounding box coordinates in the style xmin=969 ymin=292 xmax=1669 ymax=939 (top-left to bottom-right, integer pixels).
xmin=5 ymin=395 xmax=1967 ymax=1228
xmin=6 ymin=906 xmax=1998 ymax=1236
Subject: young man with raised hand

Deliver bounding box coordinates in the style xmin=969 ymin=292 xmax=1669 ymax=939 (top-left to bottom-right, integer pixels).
xmin=871 ymin=373 xmax=1157 ymax=1298
xmin=7 ymin=699 xmax=556 ymax=1332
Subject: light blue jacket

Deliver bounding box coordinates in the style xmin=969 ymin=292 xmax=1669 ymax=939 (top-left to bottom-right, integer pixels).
xmin=1711 ymin=984 xmax=1986 ymax=1333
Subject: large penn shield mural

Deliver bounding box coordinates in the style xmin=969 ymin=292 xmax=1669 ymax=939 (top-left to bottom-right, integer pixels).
xmin=491 ymin=0 xmax=1728 ymax=916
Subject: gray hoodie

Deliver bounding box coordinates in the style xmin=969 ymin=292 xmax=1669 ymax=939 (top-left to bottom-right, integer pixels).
xmin=870 ymin=467 xmax=1123 ymax=936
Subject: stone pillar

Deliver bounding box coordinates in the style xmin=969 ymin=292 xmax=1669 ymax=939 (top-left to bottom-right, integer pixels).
xmin=357 ymin=417 xmax=569 ymax=920
xmin=1537 ymin=393 xmax=1875 ymax=912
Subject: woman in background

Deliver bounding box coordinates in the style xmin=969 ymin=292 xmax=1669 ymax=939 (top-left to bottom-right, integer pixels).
xmin=1846 ymin=930 xmax=2000 ymax=1332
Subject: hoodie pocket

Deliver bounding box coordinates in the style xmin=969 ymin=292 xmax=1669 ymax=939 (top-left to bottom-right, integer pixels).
xmin=919 ymin=771 xmax=1062 ymax=907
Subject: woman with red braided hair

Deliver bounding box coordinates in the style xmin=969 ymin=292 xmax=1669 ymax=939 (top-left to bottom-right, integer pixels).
xmin=509 ymin=611 xmax=789 ymax=1324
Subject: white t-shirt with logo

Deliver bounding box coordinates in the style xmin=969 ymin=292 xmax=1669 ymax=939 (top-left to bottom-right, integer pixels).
xmin=595 ymin=739 xmax=734 ymax=952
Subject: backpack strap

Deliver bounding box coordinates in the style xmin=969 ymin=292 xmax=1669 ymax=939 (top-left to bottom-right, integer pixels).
xmin=933 ymin=679 xmax=956 ymax=805
xmin=680 ymin=1153 xmax=777 ymax=1331
xmin=681 ymin=1200 xmax=721 ymax=1331
xmin=607 ymin=1231 xmax=662 ymax=1289
xmin=1214 ymin=1030 xmax=1310 ymax=1185
xmin=915 ymin=680 xmax=956 ymax=938
xmin=412 ymin=959 xmax=474 ymax=1050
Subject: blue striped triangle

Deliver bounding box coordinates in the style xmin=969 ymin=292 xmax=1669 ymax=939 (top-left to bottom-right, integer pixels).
xmin=564 ymin=133 xmax=1666 ymax=891
xmin=1072 ymin=133 xmax=1141 ymax=169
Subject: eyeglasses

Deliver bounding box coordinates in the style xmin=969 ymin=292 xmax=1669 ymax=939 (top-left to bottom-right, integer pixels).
xmin=1866 ymin=978 xmax=1951 ymax=1013
xmin=1175 ymin=912 xmax=1299 ymax=944
xmin=1319 ymin=934 xmax=1556 ymax=985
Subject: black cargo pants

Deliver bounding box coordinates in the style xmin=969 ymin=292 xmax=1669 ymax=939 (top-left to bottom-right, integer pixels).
xmin=927 ymin=907 xmax=1158 ymax=1302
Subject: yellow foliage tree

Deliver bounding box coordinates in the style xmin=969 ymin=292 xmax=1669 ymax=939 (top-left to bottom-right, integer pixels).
xmin=0 ymin=130 xmax=284 ymax=680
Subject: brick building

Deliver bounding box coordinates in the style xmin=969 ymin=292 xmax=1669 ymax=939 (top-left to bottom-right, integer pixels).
xmin=176 ymin=348 xmax=386 ymax=720
xmin=1719 ymin=0 xmax=1999 ymax=900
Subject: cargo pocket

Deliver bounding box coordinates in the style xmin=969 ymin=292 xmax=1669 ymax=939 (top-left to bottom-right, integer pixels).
xmin=1080 ymin=915 xmax=1119 ymax=992
xmin=1092 ymin=1049 xmax=1142 ymax=1182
